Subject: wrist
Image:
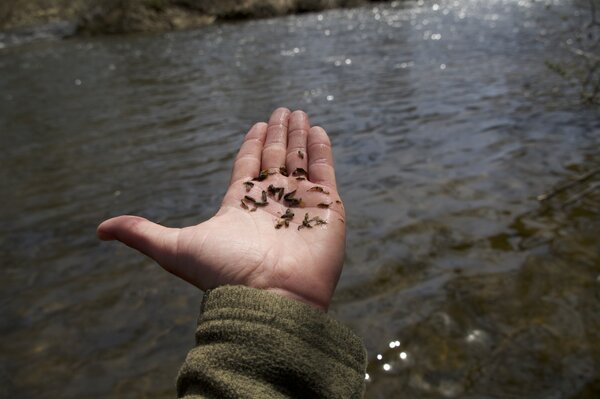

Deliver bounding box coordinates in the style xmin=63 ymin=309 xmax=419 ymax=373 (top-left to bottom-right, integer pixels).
xmin=265 ymin=287 xmax=328 ymax=312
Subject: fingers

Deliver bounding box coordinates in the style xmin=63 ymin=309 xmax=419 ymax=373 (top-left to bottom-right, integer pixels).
xmin=307 ymin=126 xmax=336 ymax=187
xmin=230 ymin=122 xmax=268 ymax=183
xmin=261 ymin=107 xmax=291 ymax=170
xmin=286 ymin=110 xmax=310 ymax=173
xmin=97 ymin=215 xmax=180 ymax=270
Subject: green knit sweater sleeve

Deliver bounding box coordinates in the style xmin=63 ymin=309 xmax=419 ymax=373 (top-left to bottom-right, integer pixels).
xmin=176 ymin=285 xmax=367 ymax=398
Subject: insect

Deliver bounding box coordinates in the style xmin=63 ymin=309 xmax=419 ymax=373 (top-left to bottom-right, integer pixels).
xmin=296 ymin=177 xmax=306 ymax=181
xmin=274 ymin=208 xmax=294 ymax=229
xmin=298 ymin=212 xmax=313 ymax=230
xmin=243 ymin=181 xmax=254 ymax=192
xmin=281 ymin=208 xmax=294 ymax=220
xmin=308 ymin=186 xmax=330 ymax=194
xmin=297 ymin=213 xmax=327 ymax=230
xmin=312 ymin=216 xmax=327 ymax=225
xmin=298 ymin=150 xmax=304 ymax=159
xmin=283 ymin=190 xmax=302 ymax=207
xmin=292 ymin=167 xmax=307 ymax=177
xmin=275 ymin=219 xmax=290 ymax=229
xmin=240 ymin=199 xmax=257 ymax=212
xmin=317 ymin=203 xmax=331 ymax=208
xmin=252 ymin=169 xmax=269 ymax=181
xmin=244 ymin=195 xmax=268 ymax=207
xmin=267 ymin=184 xmax=285 ymax=200
xmin=279 ymin=166 xmax=289 ymax=176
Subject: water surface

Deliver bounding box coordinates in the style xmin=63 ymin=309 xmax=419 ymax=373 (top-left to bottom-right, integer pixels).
xmin=1 ymin=0 xmax=599 ymax=397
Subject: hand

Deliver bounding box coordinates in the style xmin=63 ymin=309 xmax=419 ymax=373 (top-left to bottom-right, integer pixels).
xmin=97 ymin=108 xmax=346 ymax=311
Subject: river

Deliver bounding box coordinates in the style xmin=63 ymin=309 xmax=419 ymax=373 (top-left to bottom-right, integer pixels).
xmin=1 ymin=0 xmax=599 ymax=397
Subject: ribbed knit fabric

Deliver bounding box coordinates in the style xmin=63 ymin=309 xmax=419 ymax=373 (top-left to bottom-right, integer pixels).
xmin=177 ymin=285 xmax=366 ymax=398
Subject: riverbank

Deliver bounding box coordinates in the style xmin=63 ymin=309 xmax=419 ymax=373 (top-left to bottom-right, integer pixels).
xmin=0 ymin=0 xmax=384 ymax=36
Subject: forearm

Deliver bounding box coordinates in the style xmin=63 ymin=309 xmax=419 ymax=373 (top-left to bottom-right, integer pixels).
xmin=177 ymin=285 xmax=366 ymax=398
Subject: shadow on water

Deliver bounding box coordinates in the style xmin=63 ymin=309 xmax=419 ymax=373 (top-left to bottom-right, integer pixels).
xmin=345 ymin=165 xmax=600 ymax=398
xmin=1 ymin=0 xmax=599 ymax=398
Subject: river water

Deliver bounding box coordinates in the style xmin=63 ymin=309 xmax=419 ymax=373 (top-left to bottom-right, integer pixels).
xmin=1 ymin=0 xmax=599 ymax=397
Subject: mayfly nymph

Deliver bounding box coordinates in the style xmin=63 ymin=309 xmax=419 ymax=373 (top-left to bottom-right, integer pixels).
xmin=308 ymin=186 xmax=330 ymax=194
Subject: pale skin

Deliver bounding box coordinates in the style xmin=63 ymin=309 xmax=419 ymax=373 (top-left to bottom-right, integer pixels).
xmin=97 ymin=108 xmax=345 ymax=311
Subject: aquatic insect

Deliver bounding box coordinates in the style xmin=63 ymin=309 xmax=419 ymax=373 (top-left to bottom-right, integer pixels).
xmin=308 ymin=186 xmax=330 ymax=194
xmin=244 ymin=195 xmax=268 ymax=207
xmin=298 ymin=212 xmax=313 ymax=230
xmin=274 ymin=209 xmax=294 ymax=229
xmin=292 ymin=167 xmax=307 ymax=177
xmin=283 ymin=190 xmax=302 ymax=207
xmin=317 ymin=202 xmax=331 ymax=208
xmin=312 ymin=216 xmax=327 ymax=225
xmin=275 ymin=219 xmax=290 ymax=229
xmin=297 ymin=212 xmax=327 ymax=230
xmin=298 ymin=150 xmax=304 ymax=159
xmin=243 ymin=181 xmax=254 ymax=192
xmin=240 ymin=198 xmax=257 ymax=212
xmin=252 ymin=169 xmax=269 ymax=181
xmin=281 ymin=208 xmax=294 ymax=220
xmin=267 ymin=184 xmax=285 ymax=200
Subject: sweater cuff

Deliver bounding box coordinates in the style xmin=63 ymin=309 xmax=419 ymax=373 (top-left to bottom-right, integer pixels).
xmin=177 ymin=285 xmax=366 ymax=398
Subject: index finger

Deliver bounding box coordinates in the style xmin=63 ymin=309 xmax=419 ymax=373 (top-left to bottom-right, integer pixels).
xmin=230 ymin=122 xmax=267 ymax=184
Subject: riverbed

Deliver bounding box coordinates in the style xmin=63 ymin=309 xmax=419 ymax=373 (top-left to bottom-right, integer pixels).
xmin=1 ymin=0 xmax=599 ymax=397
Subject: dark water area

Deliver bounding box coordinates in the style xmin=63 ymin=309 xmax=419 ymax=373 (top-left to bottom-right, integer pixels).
xmin=1 ymin=0 xmax=599 ymax=397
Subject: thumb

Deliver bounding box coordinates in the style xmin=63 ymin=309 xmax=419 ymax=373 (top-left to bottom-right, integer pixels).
xmin=97 ymin=215 xmax=180 ymax=270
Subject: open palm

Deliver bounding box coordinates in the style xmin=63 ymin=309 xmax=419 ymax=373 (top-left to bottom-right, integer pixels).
xmin=98 ymin=108 xmax=345 ymax=310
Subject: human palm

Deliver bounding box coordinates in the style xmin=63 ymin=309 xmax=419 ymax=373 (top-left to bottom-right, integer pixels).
xmin=98 ymin=108 xmax=345 ymax=310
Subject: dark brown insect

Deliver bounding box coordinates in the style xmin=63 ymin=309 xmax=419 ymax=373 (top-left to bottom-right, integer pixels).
xmin=240 ymin=200 xmax=249 ymax=210
xmin=281 ymin=208 xmax=294 ymax=220
xmin=295 ymin=177 xmax=306 ymax=181
xmin=243 ymin=181 xmax=254 ymax=192
xmin=283 ymin=190 xmax=302 ymax=207
xmin=244 ymin=195 xmax=268 ymax=207
xmin=274 ymin=217 xmax=291 ymax=229
xmin=298 ymin=212 xmax=313 ymax=230
xmin=308 ymin=186 xmax=330 ymax=194
xmin=298 ymin=150 xmax=304 ymax=159
xmin=292 ymin=167 xmax=307 ymax=177
xmin=297 ymin=213 xmax=327 ymax=228
xmin=261 ymin=190 xmax=267 ymax=203
xmin=279 ymin=166 xmax=289 ymax=176
xmin=252 ymin=169 xmax=269 ymax=181
xmin=267 ymin=184 xmax=285 ymax=200
xmin=317 ymin=202 xmax=331 ymax=208
xmin=312 ymin=217 xmax=327 ymax=225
